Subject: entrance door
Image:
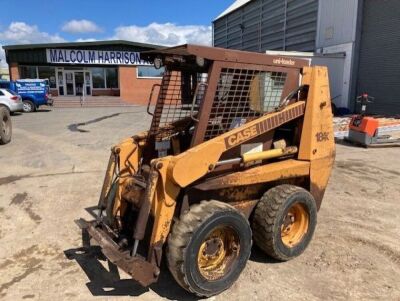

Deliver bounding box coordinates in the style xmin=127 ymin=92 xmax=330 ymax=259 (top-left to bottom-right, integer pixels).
xmin=57 ymin=70 xmax=65 ymax=96
xmin=75 ymin=72 xmax=84 ymax=96
xmin=84 ymin=71 xmax=92 ymax=96
xmin=65 ymin=71 xmax=74 ymax=96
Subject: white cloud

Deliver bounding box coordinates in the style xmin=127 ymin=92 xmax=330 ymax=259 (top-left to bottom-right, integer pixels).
xmin=62 ymin=20 xmax=102 ymax=34
xmin=0 ymin=22 xmax=65 ymax=68
xmin=113 ymin=22 xmax=211 ymax=46
xmin=75 ymin=38 xmax=97 ymax=42
xmin=0 ymin=22 xmax=65 ymax=44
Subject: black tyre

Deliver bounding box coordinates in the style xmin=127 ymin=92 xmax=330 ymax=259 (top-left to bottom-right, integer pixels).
xmin=23 ymin=100 xmax=35 ymax=113
xmin=167 ymin=200 xmax=252 ymax=297
xmin=0 ymin=107 xmax=12 ymax=145
xmin=252 ymin=184 xmax=317 ymax=261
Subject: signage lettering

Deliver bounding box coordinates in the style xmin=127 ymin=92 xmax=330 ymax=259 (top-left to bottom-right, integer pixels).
xmin=46 ymin=49 xmax=153 ymax=66
xmin=226 ymin=126 xmax=258 ymax=147
xmin=273 ymin=57 xmax=295 ymax=66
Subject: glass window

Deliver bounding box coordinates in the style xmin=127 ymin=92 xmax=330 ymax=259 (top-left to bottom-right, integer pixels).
xmin=38 ymin=66 xmax=56 ymax=88
xmin=106 ymin=68 xmax=118 ymax=88
xmin=137 ymin=66 xmax=164 ymax=78
xmin=91 ymin=68 xmax=105 ymax=88
xmin=20 ymin=66 xmax=37 ymax=79
xmin=249 ymin=71 xmax=287 ymax=113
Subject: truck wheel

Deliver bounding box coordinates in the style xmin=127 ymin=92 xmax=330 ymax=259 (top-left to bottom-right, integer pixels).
xmin=167 ymin=200 xmax=252 ymax=297
xmin=23 ymin=100 xmax=35 ymax=113
xmin=0 ymin=107 xmax=12 ymax=145
xmin=252 ymin=184 xmax=317 ymax=261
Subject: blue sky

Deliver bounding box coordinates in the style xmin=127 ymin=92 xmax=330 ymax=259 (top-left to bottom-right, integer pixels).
xmin=0 ymin=0 xmax=234 ymax=67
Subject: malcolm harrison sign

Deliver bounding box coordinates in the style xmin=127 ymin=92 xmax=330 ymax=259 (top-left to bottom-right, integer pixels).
xmin=46 ymin=49 xmax=153 ymax=66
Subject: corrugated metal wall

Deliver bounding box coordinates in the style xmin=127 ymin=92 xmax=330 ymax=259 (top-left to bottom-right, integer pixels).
xmin=316 ymin=0 xmax=358 ymax=48
xmin=213 ymin=0 xmax=319 ymax=52
xmin=357 ymin=0 xmax=400 ymax=115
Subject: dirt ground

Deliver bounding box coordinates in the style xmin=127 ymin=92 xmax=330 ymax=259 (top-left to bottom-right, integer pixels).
xmin=0 ymin=107 xmax=399 ymax=301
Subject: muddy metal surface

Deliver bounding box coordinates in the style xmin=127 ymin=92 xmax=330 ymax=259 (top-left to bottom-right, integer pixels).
xmin=0 ymin=107 xmax=399 ymax=301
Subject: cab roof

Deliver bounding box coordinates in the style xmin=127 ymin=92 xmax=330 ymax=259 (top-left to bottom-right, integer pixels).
xmin=142 ymin=44 xmax=309 ymax=69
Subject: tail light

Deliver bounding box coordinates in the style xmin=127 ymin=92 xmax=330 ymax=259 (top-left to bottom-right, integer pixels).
xmin=10 ymin=96 xmax=20 ymax=102
xmin=45 ymin=94 xmax=49 ymax=100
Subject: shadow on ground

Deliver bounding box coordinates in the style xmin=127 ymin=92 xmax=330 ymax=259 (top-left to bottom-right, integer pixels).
xmin=64 ymin=247 xmax=200 ymax=300
xmin=249 ymin=245 xmax=280 ymax=264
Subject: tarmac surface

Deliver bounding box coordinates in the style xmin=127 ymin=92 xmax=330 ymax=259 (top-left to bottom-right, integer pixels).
xmin=0 ymin=107 xmax=399 ymax=300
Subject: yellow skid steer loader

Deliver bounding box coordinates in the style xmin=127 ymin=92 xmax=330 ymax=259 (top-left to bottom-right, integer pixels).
xmin=77 ymin=44 xmax=335 ymax=297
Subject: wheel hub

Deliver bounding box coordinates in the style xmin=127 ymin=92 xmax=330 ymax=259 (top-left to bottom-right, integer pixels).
xmin=197 ymin=227 xmax=240 ymax=281
xmin=23 ymin=103 xmax=31 ymax=111
xmin=281 ymin=203 xmax=309 ymax=248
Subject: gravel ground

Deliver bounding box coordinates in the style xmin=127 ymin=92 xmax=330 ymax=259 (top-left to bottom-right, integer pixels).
xmin=0 ymin=107 xmax=399 ymax=301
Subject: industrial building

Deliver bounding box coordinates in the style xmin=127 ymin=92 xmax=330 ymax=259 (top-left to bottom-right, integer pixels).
xmin=3 ymin=40 xmax=163 ymax=104
xmin=214 ymin=0 xmax=400 ymax=115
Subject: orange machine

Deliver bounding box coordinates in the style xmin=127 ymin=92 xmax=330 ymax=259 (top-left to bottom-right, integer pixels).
xmin=349 ymin=116 xmax=379 ymax=137
xmin=77 ymin=45 xmax=335 ymax=297
xmin=347 ymin=93 xmax=400 ymax=146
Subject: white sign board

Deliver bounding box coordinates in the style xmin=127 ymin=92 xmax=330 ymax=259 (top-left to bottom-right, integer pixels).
xmin=46 ymin=49 xmax=152 ymax=66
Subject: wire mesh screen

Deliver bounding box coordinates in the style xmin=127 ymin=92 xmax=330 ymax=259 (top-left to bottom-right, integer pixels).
xmin=204 ymin=68 xmax=287 ymax=140
xmin=149 ymin=70 xmax=208 ymax=140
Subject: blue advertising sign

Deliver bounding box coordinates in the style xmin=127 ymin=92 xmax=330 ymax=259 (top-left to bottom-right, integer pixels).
xmin=46 ymin=49 xmax=153 ymax=66
xmin=15 ymin=80 xmax=47 ymax=95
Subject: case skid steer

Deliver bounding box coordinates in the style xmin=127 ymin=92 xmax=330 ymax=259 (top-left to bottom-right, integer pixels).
xmin=77 ymin=45 xmax=335 ymax=297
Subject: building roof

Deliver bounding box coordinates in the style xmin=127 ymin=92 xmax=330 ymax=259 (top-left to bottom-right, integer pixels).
xmin=214 ymin=0 xmax=252 ymax=20
xmin=2 ymin=40 xmax=164 ymax=51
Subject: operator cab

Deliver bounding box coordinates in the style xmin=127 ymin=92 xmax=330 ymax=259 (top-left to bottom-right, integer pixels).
xmin=141 ymin=44 xmax=309 ymax=166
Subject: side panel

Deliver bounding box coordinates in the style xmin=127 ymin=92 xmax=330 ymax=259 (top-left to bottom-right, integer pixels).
xmin=194 ymin=159 xmax=310 ymax=190
xmin=299 ymin=66 xmax=335 ymax=209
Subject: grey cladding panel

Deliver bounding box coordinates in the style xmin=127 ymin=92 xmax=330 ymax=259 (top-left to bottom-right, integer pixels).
xmin=213 ymin=0 xmax=317 ymax=52
xmin=357 ymin=0 xmax=400 ymax=114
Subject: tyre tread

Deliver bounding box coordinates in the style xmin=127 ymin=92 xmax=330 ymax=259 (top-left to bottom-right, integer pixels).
xmin=252 ymin=184 xmax=312 ymax=261
xmin=167 ymin=200 xmax=250 ymax=297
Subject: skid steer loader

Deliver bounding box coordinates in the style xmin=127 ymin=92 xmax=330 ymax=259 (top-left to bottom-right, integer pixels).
xmin=77 ymin=44 xmax=335 ymax=297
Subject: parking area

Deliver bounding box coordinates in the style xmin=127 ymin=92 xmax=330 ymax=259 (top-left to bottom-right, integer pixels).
xmin=0 ymin=107 xmax=399 ymax=300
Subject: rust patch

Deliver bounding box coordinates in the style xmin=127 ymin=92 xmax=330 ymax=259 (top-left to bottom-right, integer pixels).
xmin=310 ymin=182 xmax=325 ymax=211
xmin=10 ymin=192 xmax=28 ymax=205
xmin=231 ymin=200 xmax=259 ymax=218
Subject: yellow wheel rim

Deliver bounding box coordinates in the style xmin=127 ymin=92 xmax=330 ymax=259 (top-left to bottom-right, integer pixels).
xmin=197 ymin=227 xmax=240 ymax=281
xmin=280 ymin=203 xmax=309 ymax=248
